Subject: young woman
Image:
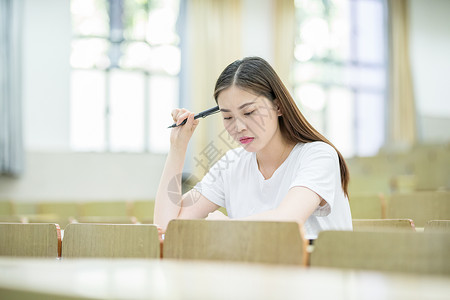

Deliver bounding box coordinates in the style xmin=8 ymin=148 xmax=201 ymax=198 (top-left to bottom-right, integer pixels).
xmin=154 ymin=57 xmax=352 ymax=239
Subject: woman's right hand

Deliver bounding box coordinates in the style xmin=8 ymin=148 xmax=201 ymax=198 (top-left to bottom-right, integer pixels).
xmin=169 ymin=108 xmax=200 ymax=150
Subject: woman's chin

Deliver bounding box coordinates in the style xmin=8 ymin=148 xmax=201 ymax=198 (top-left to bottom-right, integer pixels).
xmin=241 ymin=143 xmax=257 ymax=152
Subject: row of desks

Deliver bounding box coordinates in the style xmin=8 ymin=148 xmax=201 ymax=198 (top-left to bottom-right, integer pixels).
xmin=0 ymin=257 xmax=449 ymax=300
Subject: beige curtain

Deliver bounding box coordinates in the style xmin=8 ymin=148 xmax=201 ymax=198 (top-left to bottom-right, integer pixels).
xmin=388 ymin=0 xmax=417 ymax=145
xmin=186 ymin=0 xmax=242 ymax=178
xmin=273 ymin=0 xmax=295 ymax=89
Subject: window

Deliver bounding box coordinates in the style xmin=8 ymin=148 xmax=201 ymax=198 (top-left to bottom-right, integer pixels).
xmin=70 ymin=0 xmax=180 ymax=153
xmin=294 ymin=0 xmax=387 ymax=157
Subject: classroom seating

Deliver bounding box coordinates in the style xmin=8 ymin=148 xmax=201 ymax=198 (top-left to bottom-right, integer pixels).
xmin=163 ymin=220 xmax=307 ymax=265
xmin=61 ymin=223 xmax=160 ymax=258
xmin=348 ymin=175 xmax=392 ymax=195
xmin=37 ymin=202 xmax=80 ymax=218
xmin=0 ymin=223 xmax=61 ymax=258
xmin=0 ymin=201 xmax=13 ymax=215
xmin=412 ymin=147 xmax=450 ymax=191
xmin=25 ymin=215 xmax=76 ymax=230
xmin=13 ymin=202 xmax=37 ymax=215
xmin=386 ymin=191 xmax=450 ymax=227
xmin=75 ymin=216 xmax=139 ymax=224
xmin=310 ymin=230 xmax=450 ymax=275
xmin=139 ymin=217 xmax=154 ymax=224
xmin=351 ymin=153 xmax=415 ymax=175
xmin=390 ymin=174 xmax=416 ymax=194
xmin=347 ymin=155 xmax=392 ymax=175
xmin=349 ymin=194 xmax=386 ymax=219
xmin=0 ymin=215 xmax=27 ymax=223
xmin=79 ymin=201 xmax=131 ymax=217
xmin=346 ymin=144 xmax=450 ymax=193
xmin=130 ymin=200 xmax=155 ymax=222
xmin=424 ymin=220 xmax=450 ymax=232
xmin=352 ymin=219 xmax=415 ymax=231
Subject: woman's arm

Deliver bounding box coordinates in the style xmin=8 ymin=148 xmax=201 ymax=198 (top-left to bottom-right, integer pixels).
xmin=154 ymin=110 xmax=196 ymax=229
xmin=153 ymin=145 xmax=187 ymax=230
xmin=243 ymin=186 xmax=322 ymax=224
xmin=154 ymin=109 xmax=219 ymax=230
xmin=206 ymin=186 xmax=322 ymax=225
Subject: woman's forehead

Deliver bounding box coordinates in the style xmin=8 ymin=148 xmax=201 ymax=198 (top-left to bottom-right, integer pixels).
xmin=218 ymin=87 xmax=272 ymax=110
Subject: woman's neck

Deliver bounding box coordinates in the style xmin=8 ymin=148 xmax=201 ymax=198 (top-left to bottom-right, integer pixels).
xmin=256 ymin=136 xmax=295 ymax=179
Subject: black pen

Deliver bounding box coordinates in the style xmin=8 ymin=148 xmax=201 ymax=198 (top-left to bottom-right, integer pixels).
xmin=167 ymin=106 xmax=220 ymax=128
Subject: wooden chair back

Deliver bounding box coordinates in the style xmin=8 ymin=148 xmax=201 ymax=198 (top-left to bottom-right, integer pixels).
xmin=349 ymin=194 xmax=386 ymax=219
xmin=352 ymin=219 xmax=415 ymax=231
xmin=80 ymin=201 xmax=131 ymax=217
xmin=413 ymin=148 xmax=450 ymax=191
xmin=310 ymin=230 xmax=450 ymax=275
xmin=0 ymin=223 xmax=61 ymax=258
xmin=348 ymin=175 xmax=391 ymax=195
xmin=13 ymin=202 xmax=37 ymax=215
xmin=0 ymin=216 xmax=27 ymax=223
xmin=37 ymin=202 xmax=80 ymax=218
xmin=75 ymin=216 xmax=138 ymax=224
xmin=130 ymin=200 xmax=155 ymax=222
xmin=0 ymin=201 xmax=13 ymax=215
xmin=139 ymin=218 xmax=154 ymax=224
xmin=62 ymin=223 xmax=159 ymax=258
xmin=26 ymin=215 xmax=76 ymax=230
xmin=425 ymin=220 xmax=450 ymax=232
xmin=387 ymin=192 xmax=450 ymax=227
xmin=163 ymin=220 xmax=307 ymax=265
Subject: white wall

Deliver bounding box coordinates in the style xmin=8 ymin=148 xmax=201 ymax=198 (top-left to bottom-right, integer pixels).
xmin=22 ymin=0 xmax=71 ymax=151
xmin=409 ymin=0 xmax=450 ymax=142
xmin=242 ymin=0 xmax=273 ymax=62
xmin=0 ymin=152 xmax=166 ymax=201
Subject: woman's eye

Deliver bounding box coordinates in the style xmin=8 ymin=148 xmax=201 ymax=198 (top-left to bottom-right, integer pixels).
xmin=244 ymin=110 xmax=255 ymax=116
xmin=223 ymin=117 xmax=232 ymax=120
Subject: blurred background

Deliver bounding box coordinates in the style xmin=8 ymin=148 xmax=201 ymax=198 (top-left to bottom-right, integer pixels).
xmin=0 ymin=0 xmax=449 ymax=217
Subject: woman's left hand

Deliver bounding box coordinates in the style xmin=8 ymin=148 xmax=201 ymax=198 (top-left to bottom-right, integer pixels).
xmin=206 ymin=210 xmax=230 ymax=220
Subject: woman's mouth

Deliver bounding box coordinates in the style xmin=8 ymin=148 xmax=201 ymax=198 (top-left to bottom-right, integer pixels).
xmin=239 ymin=137 xmax=254 ymax=144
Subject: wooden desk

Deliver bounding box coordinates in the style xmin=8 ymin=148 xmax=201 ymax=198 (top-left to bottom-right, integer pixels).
xmin=0 ymin=258 xmax=449 ymax=300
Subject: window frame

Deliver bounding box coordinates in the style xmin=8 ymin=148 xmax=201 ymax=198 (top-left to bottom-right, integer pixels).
xmin=293 ymin=0 xmax=388 ymax=157
xmin=70 ymin=0 xmax=181 ymax=153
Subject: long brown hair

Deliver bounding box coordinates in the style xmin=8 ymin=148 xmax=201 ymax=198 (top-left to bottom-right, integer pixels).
xmin=214 ymin=57 xmax=350 ymax=198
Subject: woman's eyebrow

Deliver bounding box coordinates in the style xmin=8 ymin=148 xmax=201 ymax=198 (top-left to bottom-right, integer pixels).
xmin=220 ymin=101 xmax=256 ymax=112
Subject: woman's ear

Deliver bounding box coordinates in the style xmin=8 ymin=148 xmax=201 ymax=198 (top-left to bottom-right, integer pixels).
xmin=274 ymin=99 xmax=283 ymax=116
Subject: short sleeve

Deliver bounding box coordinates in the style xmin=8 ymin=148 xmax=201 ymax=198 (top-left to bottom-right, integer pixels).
xmin=192 ymin=155 xmax=228 ymax=208
xmin=289 ymin=143 xmax=341 ymax=216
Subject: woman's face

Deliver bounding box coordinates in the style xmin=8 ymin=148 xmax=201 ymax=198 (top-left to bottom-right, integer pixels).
xmin=217 ymin=86 xmax=281 ymax=152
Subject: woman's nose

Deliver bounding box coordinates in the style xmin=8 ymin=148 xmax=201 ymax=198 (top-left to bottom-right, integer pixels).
xmin=235 ymin=117 xmax=247 ymax=132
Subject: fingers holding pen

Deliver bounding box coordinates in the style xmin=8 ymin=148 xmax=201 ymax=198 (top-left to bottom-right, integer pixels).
xmin=181 ymin=112 xmax=198 ymax=133
xmin=192 ymin=115 xmax=199 ymax=128
xmin=186 ymin=112 xmax=200 ymax=131
xmin=169 ymin=111 xmax=198 ymax=148
xmin=170 ymin=108 xmax=199 ymax=129
xmin=177 ymin=111 xmax=191 ymax=126
xmin=168 ymin=108 xmax=202 ymax=149
xmin=171 ymin=108 xmax=188 ymax=123
xmin=170 ymin=108 xmax=199 ymax=133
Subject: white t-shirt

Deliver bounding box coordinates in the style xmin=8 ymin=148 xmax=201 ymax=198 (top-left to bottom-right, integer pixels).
xmin=193 ymin=141 xmax=353 ymax=239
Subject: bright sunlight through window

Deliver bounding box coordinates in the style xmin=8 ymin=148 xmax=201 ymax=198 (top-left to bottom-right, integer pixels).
xmin=294 ymin=0 xmax=387 ymax=157
xmin=70 ymin=0 xmax=180 ymax=153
